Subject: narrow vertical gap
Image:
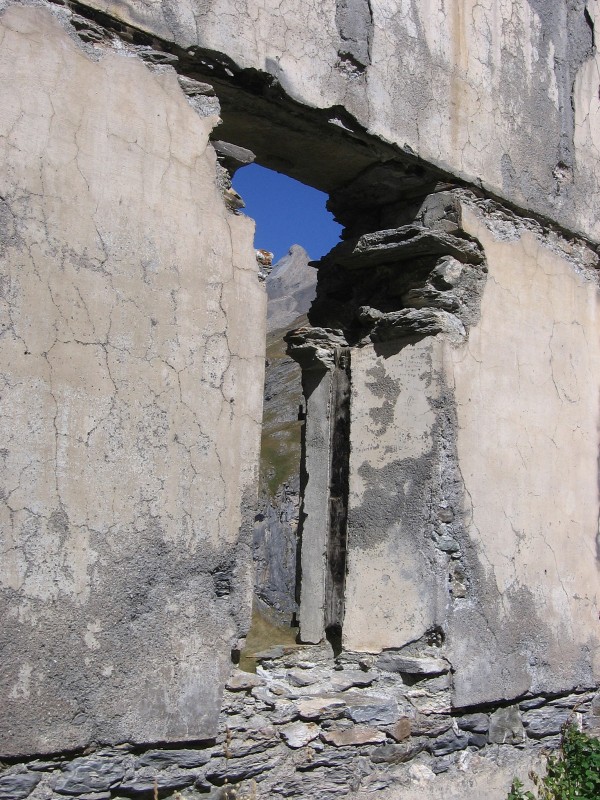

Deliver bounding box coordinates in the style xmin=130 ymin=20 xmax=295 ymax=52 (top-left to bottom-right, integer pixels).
xmin=325 ymin=348 xmax=351 ymax=655
xmin=229 ymin=161 xmax=343 ymax=663
xmin=295 ymin=396 xmax=308 ymax=619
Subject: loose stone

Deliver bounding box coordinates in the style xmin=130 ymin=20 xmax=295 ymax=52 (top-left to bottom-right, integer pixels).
xmin=321 ymin=726 xmax=386 ymax=746
xmin=279 ymin=721 xmax=320 ymax=748
xmin=385 ymin=717 xmax=412 ymax=742
xmin=53 ymin=757 xmax=127 ymax=796
xmin=136 ymin=750 xmax=211 ymax=769
xmin=375 ymin=653 xmax=451 ymax=675
xmin=427 ymin=729 xmax=469 ymax=756
xmin=0 ymin=771 xmax=42 ymax=800
xmin=488 ymin=707 xmax=525 ymax=745
xmin=370 ymin=741 xmax=426 ymax=764
xmin=226 ymin=671 xmax=265 ymax=691
xmin=523 ymin=708 xmax=571 ymax=739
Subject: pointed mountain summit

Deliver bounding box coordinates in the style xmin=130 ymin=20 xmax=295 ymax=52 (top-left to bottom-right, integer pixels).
xmin=266 ymin=245 xmax=317 ymax=332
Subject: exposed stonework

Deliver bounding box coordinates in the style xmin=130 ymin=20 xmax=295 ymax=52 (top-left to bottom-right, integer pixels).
xmin=3 ymin=648 xmax=598 ymax=799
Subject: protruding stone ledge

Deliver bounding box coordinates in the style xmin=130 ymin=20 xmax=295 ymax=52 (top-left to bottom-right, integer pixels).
xmin=321 ymin=225 xmax=484 ymax=271
xmin=285 ymin=326 xmax=348 ymax=371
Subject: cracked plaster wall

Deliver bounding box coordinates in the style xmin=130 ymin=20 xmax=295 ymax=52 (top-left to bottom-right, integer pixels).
xmin=446 ymin=201 xmax=600 ymax=706
xmin=343 ymin=338 xmax=448 ymax=653
xmin=0 ymin=4 xmax=265 ymax=756
xmin=308 ymin=194 xmax=600 ymax=711
xmin=73 ymin=0 xmax=600 ymax=242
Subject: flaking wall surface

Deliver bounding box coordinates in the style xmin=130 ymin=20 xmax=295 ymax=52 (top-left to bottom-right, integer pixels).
xmin=77 ymin=0 xmax=600 ymax=242
xmin=447 ymin=202 xmax=600 ymax=706
xmin=0 ymin=5 xmax=265 ymax=756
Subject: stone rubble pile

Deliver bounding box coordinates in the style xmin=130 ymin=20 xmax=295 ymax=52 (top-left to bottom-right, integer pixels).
xmin=4 ymin=644 xmax=598 ymax=800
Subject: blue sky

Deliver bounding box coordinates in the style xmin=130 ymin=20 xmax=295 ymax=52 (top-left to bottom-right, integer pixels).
xmin=232 ymin=163 xmax=343 ymax=263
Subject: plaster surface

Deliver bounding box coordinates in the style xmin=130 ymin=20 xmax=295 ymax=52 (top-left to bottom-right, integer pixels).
xmin=343 ymin=338 xmax=446 ymax=652
xmin=76 ymin=0 xmax=600 ymax=242
xmin=0 ymin=5 xmax=265 ymax=755
xmin=447 ymin=202 xmax=600 ymax=706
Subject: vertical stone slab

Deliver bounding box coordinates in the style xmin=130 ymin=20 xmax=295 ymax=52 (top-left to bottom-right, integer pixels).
xmin=298 ymin=368 xmax=332 ymax=643
xmin=0 ymin=6 xmax=265 ymax=755
xmin=343 ymin=338 xmax=446 ymax=652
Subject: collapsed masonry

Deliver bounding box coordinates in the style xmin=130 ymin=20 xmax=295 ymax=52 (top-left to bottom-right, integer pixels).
xmin=1 ymin=1 xmax=600 ymax=798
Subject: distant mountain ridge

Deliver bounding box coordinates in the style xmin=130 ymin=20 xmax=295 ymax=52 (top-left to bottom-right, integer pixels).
xmin=266 ymin=244 xmax=317 ymax=332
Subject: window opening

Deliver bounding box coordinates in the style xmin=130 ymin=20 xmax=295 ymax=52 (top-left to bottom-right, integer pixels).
xmin=232 ymin=163 xmax=342 ymax=263
xmin=232 ymin=164 xmax=342 ymax=670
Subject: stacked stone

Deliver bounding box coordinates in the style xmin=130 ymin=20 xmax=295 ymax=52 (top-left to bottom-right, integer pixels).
xmin=3 ymin=645 xmax=597 ymax=800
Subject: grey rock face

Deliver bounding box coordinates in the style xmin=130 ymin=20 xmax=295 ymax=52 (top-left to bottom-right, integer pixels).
xmin=54 ymin=756 xmax=127 ymax=795
xmin=266 ymin=245 xmax=317 ymax=333
xmin=488 ymin=707 xmax=525 ymax=745
xmin=457 ymin=713 xmax=489 ymax=733
xmin=322 ymin=726 xmax=385 ymax=746
xmin=427 ymin=730 xmax=470 ymax=756
xmin=0 ymin=770 xmax=41 ymax=800
xmin=136 ymin=750 xmax=211 ymax=769
xmin=309 ymin=219 xmax=486 ymax=338
xmin=118 ymin=770 xmax=198 ymax=795
xmin=279 ymin=721 xmax=320 ymax=748
xmin=253 ymin=482 xmax=300 ymax=619
xmin=376 ymin=652 xmax=451 ymax=676
xmin=226 ymin=671 xmax=265 ymax=691
xmin=253 ymin=244 xmax=317 ymax=619
xmin=522 ymin=707 xmax=572 ymax=739
xmin=344 ymin=694 xmax=400 ymax=725
xmin=370 ymin=741 xmax=426 ymax=764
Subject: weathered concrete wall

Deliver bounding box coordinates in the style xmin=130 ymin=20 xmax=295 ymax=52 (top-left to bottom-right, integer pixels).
xmin=1 ymin=0 xmax=599 ymax=789
xmin=447 ymin=201 xmax=600 ymax=706
xmin=0 ymin=4 xmax=265 ymax=755
xmin=75 ymin=0 xmax=600 ymax=242
xmin=343 ymin=338 xmax=447 ymax=652
xmin=299 ymin=192 xmax=600 ymax=711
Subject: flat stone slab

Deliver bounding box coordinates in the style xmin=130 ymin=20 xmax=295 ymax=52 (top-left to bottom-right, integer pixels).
xmin=322 ymin=726 xmax=386 ymax=747
xmin=376 ymin=653 xmax=451 ymax=675
xmin=279 ymin=722 xmax=320 ymax=749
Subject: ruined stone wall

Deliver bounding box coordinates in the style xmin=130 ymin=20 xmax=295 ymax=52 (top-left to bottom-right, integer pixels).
xmin=0 ymin=3 xmax=265 ymax=756
xmin=291 ymin=191 xmax=600 ymax=710
xmin=2 ymin=646 xmax=599 ymax=800
xmin=68 ymin=0 xmax=600 ymax=242
xmin=0 ymin=0 xmax=599 ymax=797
